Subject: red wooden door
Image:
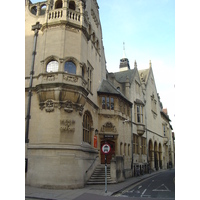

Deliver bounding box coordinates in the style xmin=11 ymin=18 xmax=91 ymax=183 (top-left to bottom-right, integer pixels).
xmin=101 ymin=140 xmax=115 ymax=164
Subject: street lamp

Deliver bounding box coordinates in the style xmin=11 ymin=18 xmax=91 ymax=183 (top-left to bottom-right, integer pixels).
xmin=95 ymin=129 xmax=98 ymax=135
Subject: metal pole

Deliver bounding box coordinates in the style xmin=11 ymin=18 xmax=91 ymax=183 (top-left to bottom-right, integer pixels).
xmin=25 ymin=22 xmax=41 ymax=143
xmin=25 ymin=29 xmax=38 ymax=143
xmin=105 ymin=154 xmax=107 ymax=193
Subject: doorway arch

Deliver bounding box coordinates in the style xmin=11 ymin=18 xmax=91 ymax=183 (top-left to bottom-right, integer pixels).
xmin=159 ymin=143 xmax=162 ymax=169
xmin=154 ymin=141 xmax=158 ymax=170
xmin=148 ymin=139 xmax=154 ymax=169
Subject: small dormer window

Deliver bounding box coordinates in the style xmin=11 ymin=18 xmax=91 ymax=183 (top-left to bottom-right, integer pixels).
xmin=69 ymin=1 xmax=75 ymax=10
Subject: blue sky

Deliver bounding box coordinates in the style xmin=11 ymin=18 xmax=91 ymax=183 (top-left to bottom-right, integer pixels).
xmin=99 ymin=0 xmax=175 ymax=131
xmin=98 ymin=0 xmax=175 ymax=71
xmin=29 ymin=0 xmax=175 ymax=130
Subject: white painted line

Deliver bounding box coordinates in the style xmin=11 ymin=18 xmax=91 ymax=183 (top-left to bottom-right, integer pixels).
xmin=152 ymin=184 xmax=171 ymax=192
xmin=141 ymin=189 xmax=147 ymax=197
xmin=143 ymin=195 xmax=151 ymax=197
xmin=138 ymin=185 xmax=142 ymax=189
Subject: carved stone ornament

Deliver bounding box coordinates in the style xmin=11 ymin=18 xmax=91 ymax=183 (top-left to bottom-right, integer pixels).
xmin=45 ymin=99 xmax=54 ymax=112
xmin=43 ymin=74 xmax=58 ymax=82
xmin=103 ymin=115 xmax=113 ymax=119
xmin=101 ymin=122 xmax=117 ymax=133
xmin=62 ymin=100 xmax=84 ymax=116
xmin=39 ymin=99 xmax=61 ymax=112
xmin=64 ymin=100 xmax=73 ymax=113
xmin=84 ymin=11 xmax=90 ymax=27
xmin=63 ymin=74 xmax=78 ymax=82
xmin=77 ymin=105 xmax=84 ymax=116
xmin=60 ymin=119 xmax=75 ymax=133
xmin=152 ymin=111 xmax=157 ymax=119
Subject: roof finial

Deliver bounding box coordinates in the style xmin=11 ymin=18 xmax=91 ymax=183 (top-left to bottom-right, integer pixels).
xmin=134 ymin=60 xmax=137 ymax=68
xmin=123 ymin=42 xmax=126 ymax=58
xmin=149 ymin=60 xmax=152 ymax=68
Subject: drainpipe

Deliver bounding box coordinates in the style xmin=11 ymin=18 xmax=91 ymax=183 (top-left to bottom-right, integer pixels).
xmin=25 ymin=22 xmax=41 ymax=143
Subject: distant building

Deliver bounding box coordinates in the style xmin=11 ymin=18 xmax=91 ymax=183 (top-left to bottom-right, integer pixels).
xmin=25 ymin=0 xmax=175 ymax=189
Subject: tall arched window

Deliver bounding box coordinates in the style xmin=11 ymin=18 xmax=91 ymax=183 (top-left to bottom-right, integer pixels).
xmin=55 ymin=0 xmax=63 ymax=9
xmin=83 ymin=111 xmax=92 ymax=144
xmin=46 ymin=60 xmax=59 ymax=72
xmin=64 ymin=61 xmax=76 ymax=74
xmin=69 ymin=1 xmax=75 ymax=10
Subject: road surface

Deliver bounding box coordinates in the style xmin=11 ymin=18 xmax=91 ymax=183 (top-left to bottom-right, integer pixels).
xmin=114 ymin=168 xmax=175 ymax=199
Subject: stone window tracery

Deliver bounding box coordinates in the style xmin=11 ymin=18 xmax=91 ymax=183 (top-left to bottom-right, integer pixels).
xmin=87 ymin=61 xmax=93 ymax=92
xmin=46 ymin=60 xmax=59 ymax=72
xmin=83 ymin=111 xmax=93 ymax=144
xmin=64 ymin=61 xmax=76 ymax=74
xmin=101 ymin=96 xmax=114 ymax=110
xmin=134 ymin=104 xmax=143 ymax=124
xmin=133 ymin=134 xmax=139 ymax=154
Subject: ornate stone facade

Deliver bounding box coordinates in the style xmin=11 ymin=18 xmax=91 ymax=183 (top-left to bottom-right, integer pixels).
xmin=25 ymin=0 xmax=174 ymax=189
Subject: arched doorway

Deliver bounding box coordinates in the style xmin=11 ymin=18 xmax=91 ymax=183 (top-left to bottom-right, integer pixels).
xmin=159 ymin=143 xmax=162 ymax=169
xmin=154 ymin=141 xmax=158 ymax=170
xmin=101 ymin=140 xmax=115 ymax=164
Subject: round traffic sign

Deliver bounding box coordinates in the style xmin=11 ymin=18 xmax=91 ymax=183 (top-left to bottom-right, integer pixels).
xmin=101 ymin=144 xmax=111 ymax=154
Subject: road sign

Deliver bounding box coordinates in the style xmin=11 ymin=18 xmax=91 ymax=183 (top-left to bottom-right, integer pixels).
xmin=101 ymin=143 xmax=111 ymax=154
xmin=101 ymin=143 xmax=111 ymax=193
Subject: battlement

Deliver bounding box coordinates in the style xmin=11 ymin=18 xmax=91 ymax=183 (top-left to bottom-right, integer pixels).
xmin=26 ymin=0 xmax=85 ymax=25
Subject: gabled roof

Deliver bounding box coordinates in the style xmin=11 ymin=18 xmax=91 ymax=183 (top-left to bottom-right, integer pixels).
xmin=160 ymin=110 xmax=171 ymax=122
xmin=97 ymin=79 xmax=132 ymax=105
xmin=138 ymin=68 xmax=150 ymax=84
xmin=109 ymin=68 xmax=136 ymax=83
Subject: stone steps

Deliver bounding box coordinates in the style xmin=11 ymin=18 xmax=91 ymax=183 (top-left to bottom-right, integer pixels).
xmin=87 ymin=165 xmax=116 ymax=185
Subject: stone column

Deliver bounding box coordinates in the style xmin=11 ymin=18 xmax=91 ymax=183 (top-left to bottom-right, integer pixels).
xmin=150 ymin=150 xmax=154 ymax=170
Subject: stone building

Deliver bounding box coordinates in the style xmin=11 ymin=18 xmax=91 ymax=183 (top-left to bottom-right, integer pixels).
xmin=25 ymin=0 xmax=175 ymax=189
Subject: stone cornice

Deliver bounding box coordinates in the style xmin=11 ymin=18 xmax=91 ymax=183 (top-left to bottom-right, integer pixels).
xmin=27 ymin=143 xmax=98 ymax=154
xmin=40 ymin=20 xmax=90 ymax=41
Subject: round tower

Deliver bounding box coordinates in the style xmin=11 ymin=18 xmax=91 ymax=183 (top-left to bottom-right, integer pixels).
xmin=25 ymin=0 xmax=106 ymax=189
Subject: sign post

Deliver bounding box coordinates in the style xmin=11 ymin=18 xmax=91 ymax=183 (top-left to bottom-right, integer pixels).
xmin=101 ymin=143 xmax=111 ymax=193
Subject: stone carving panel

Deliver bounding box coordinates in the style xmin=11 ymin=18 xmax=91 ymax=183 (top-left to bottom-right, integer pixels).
xmin=43 ymin=74 xmax=58 ymax=81
xmin=63 ymin=75 xmax=78 ymax=82
xmin=39 ymin=99 xmax=60 ymax=112
xmin=60 ymin=119 xmax=75 ymax=133
xmin=61 ymin=100 xmax=84 ymax=116
xmin=101 ymin=122 xmax=116 ymax=133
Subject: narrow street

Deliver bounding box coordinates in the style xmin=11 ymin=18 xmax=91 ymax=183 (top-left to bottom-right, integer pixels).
xmin=114 ymin=169 xmax=175 ymax=199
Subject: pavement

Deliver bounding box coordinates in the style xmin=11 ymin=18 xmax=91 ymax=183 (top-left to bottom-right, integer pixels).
xmin=25 ymin=169 xmax=169 ymax=200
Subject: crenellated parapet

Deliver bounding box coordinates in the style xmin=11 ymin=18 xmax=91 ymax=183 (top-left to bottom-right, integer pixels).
xmin=26 ymin=0 xmax=102 ymax=46
xmin=26 ymin=0 xmax=88 ymax=27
